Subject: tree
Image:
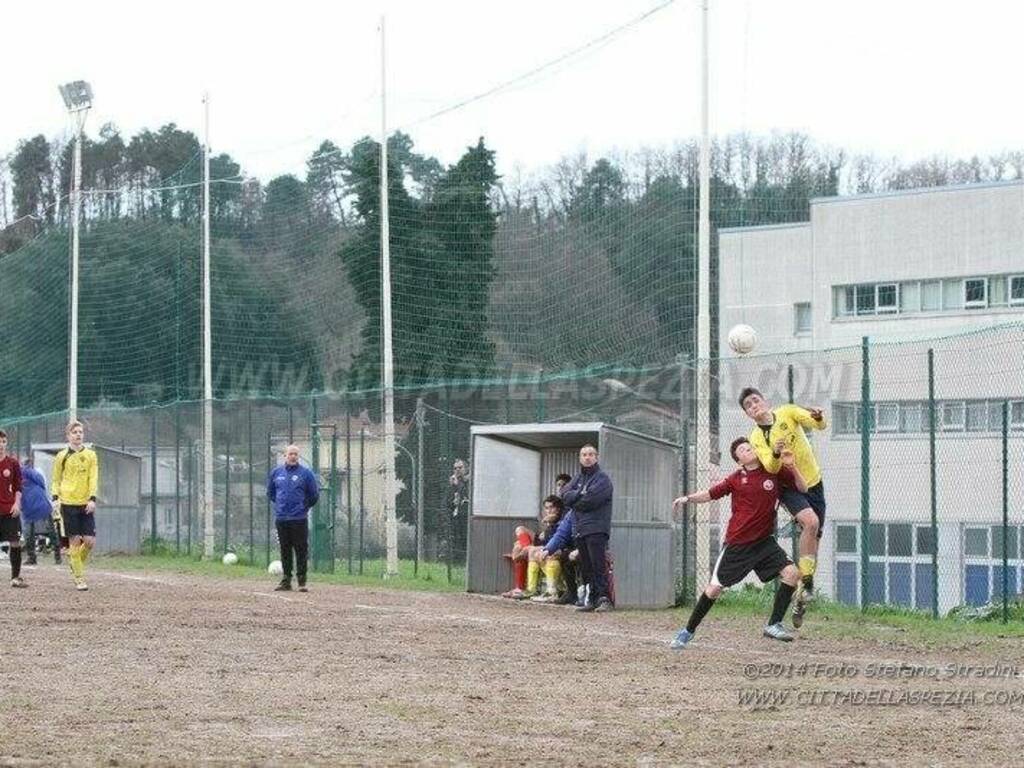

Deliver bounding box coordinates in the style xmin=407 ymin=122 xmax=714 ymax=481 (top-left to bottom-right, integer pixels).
xmin=10 ymin=135 xmax=54 ymax=224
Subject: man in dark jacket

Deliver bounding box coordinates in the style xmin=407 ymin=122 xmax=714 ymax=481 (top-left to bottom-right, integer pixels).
xmin=267 ymin=444 xmax=320 ymax=592
xmin=560 ymin=444 xmax=613 ymax=612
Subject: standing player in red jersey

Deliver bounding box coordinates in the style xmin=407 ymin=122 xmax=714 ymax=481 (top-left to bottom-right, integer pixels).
xmin=668 ymin=437 xmax=808 ymax=647
xmin=0 ymin=429 xmax=26 ymax=587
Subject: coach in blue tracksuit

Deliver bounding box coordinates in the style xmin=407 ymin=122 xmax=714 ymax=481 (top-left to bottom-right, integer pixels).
xmin=267 ymin=444 xmax=319 ymax=592
xmin=560 ymin=444 xmax=614 ymax=612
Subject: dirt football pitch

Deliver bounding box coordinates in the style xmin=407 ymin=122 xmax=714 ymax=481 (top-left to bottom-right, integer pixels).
xmin=2 ymin=561 xmax=1022 ymax=767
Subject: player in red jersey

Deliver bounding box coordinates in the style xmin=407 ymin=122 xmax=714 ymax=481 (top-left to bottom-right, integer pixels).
xmin=669 ymin=437 xmax=808 ymax=647
xmin=0 ymin=429 xmax=26 ymax=587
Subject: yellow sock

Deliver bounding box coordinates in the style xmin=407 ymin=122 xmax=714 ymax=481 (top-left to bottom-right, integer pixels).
xmin=68 ymin=544 xmax=82 ymax=580
xmin=798 ymin=556 xmax=817 ymax=579
xmin=526 ymin=561 xmax=541 ymax=593
xmin=79 ymin=544 xmax=90 ymax=576
xmin=543 ymin=559 xmax=562 ymax=595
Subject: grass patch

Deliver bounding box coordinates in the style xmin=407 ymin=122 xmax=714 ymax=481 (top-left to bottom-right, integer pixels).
xmin=98 ymin=548 xmax=466 ymax=593
xmin=690 ymin=584 xmax=1024 ymax=646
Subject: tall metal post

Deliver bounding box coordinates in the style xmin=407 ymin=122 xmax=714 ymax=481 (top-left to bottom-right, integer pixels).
xmin=224 ymin=429 xmax=231 ymax=554
xmin=202 ymin=92 xmax=214 ymax=558
xmin=694 ymin=0 xmax=713 ymax=598
xmin=1002 ymin=401 xmax=1010 ymax=624
xmin=359 ymin=427 xmax=366 ymax=575
xmin=150 ymin=410 xmax=158 ymax=553
xmin=248 ymin=401 xmax=255 ymax=563
xmin=68 ymin=110 xmax=85 ymax=420
xmin=927 ymin=350 xmax=938 ymax=618
xmin=860 ymin=337 xmax=871 ymax=609
xmin=379 ymin=15 xmax=399 ymax=578
xmin=175 ymin=404 xmax=181 ymax=554
xmin=415 ymin=397 xmax=426 ymax=574
xmin=346 ymin=407 xmax=353 ymax=574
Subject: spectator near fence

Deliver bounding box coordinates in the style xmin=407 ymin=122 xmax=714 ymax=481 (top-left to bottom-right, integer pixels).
xmin=21 ymin=456 xmax=60 ymax=566
xmin=448 ymin=458 xmax=470 ymax=557
xmin=267 ymin=444 xmax=319 ymax=592
xmin=560 ymin=444 xmax=613 ymax=613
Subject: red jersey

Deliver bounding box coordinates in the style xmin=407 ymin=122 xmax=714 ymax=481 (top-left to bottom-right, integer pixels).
xmin=709 ymin=465 xmax=796 ymax=546
xmin=0 ymin=455 xmax=22 ymax=515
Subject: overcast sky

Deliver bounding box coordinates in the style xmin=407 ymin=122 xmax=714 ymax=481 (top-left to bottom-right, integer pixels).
xmin=5 ymin=0 xmax=1023 ymax=183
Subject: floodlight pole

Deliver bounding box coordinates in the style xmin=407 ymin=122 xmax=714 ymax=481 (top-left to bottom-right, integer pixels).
xmin=202 ymin=92 xmax=215 ymax=558
xmin=695 ymin=0 xmax=713 ymax=596
xmin=379 ymin=16 xmax=399 ymax=578
xmin=65 ymin=95 xmax=90 ymax=421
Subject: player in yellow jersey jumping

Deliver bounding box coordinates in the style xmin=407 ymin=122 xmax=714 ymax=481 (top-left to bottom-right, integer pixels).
xmin=51 ymin=421 xmax=99 ymax=591
xmin=739 ymin=387 xmax=827 ymax=628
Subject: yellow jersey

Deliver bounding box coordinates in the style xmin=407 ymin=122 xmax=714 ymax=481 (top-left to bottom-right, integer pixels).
xmin=52 ymin=446 xmax=99 ymax=505
xmin=747 ymin=404 xmax=826 ymax=487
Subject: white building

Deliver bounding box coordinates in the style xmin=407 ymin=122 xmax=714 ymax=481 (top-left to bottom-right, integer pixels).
xmin=717 ymin=180 xmax=1024 ymax=614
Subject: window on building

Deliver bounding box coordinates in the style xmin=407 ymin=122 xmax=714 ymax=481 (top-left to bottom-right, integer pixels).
xmin=900 ymin=402 xmax=925 ymax=433
xmin=942 ymin=279 xmax=961 ymax=310
xmin=843 ymin=286 xmax=855 ymax=315
xmin=963 ymin=524 xmax=1024 ymax=606
xmin=964 ymin=278 xmax=988 ymax=308
xmin=875 ymin=403 xmax=899 ymax=432
xmin=900 ymin=281 xmax=920 ymax=313
xmin=877 ymin=283 xmax=898 ymax=313
xmin=1012 ymin=401 xmax=1024 ymax=430
xmin=836 ymin=524 xmax=858 ymax=553
xmin=835 ymin=522 xmax=938 ymax=609
xmin=921 ymin=280 xmax=942 ymax=311
xmin=941 ymin=401 xmax=965 ymax=431
xmin=1011 ymin=276 xmax=1024 ymax=305
xmin=964 ymin=527 xmax=989 ymax=557
xmin=794 ymin=302 xmax=812 ymax=334
xmin=987 ymin=401 xmax=1006 ymax=431
xmin=855 ymin=284 xmax=876 ymax=315
xmin=990 ymin=276 xmax=1007 ymax=306
xmin=966 ymin=401 xmax=989 ymax=432
xmin=834 ymin=403 xmax=859 ymax=434
xmin=916 ymin=526 xmax=936 ymax=556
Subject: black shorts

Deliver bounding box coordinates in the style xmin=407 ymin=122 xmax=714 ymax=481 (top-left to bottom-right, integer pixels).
xmin=779 ymin=480 xmax=826 ymax=539
xmin=712 ymin=536 xmax=792 ymax=588
xmin=61 ymin=505 xmax=96 ymax=538
xmin=0 ymin=515 xmax=22 ymax=543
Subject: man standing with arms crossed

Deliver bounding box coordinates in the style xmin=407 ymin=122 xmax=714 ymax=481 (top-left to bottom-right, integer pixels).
xmin=0 ymin=430 xmax=26 ymax=587
xmin=52 ymin=421 xmax=99 ymax=591
xmin=739 ymin=388 xmax=827 ymax=627
xmin=267 ymin=445 xmax=320 ymax=592
xmin=560 ymin=444 xmax=614 ymax=613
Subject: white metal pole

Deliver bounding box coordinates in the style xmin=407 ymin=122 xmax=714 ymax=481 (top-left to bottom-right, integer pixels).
xmin=202 ymin=92 xmax=215 ymax=558
xmin=69 ymin=117 xmax=83 ymax=422
xmin=379 ymin=17 xmax=399 ymax=577
xmin=695 ymin=0 xmax=713 ymax=597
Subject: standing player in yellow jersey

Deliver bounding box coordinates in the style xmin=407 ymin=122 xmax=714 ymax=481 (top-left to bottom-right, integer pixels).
xmin=51 ymin=421 xmax=99 ymax=591
xmin=739 ymin=387 xmax=827 ymax=627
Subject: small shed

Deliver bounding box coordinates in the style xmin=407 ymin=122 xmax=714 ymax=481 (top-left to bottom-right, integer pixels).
xmin=32 ymin=444 xmax=143 ymax=555
xmin=467 ymin=422 xmax=680 ymax=609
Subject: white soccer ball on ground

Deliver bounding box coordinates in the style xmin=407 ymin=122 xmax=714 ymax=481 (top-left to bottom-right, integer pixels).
xmin=727 ymin=323 xmax=758 ymax=355
xmin=222 ymin=552 xmax=239 ymax=566
xmin=268 ymin=560 xmax=284 ymax=576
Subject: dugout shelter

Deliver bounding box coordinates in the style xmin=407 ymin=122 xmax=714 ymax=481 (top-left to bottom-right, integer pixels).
xmin=32 ymin=443 xmax=143 ymax=554
xmin=467 ymin=422 xmax=679 ymax=608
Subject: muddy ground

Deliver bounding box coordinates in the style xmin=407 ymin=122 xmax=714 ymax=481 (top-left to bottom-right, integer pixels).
xmin=1 ymin=561 xmax=1022 ymax=766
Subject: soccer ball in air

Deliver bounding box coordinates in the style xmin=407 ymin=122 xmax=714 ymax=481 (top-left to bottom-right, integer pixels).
xmin=727 ymin=324 xmax=757 ymax=355
xmin=222 ymin=552 xmax=239 ymax=566
xmin=268 ymin=560 xmax=284 ymax=576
